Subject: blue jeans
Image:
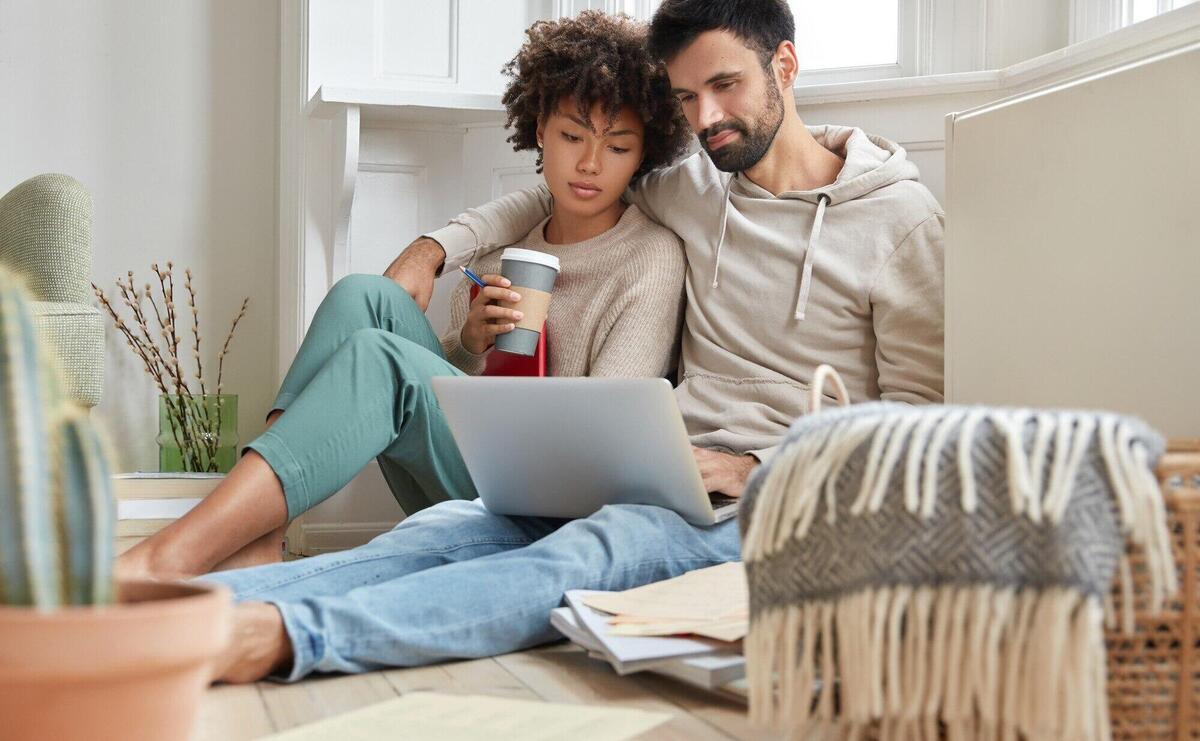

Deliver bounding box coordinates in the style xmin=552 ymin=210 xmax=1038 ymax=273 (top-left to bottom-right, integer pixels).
xmin=202 ymin=499 xmax=741 ymax=681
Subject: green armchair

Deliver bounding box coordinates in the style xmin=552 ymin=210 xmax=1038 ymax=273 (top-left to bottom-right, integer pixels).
xmin=0 ymin=174 xmax=105 ymax=407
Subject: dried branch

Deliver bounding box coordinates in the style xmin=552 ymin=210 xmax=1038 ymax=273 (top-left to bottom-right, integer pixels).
xmin=216 ymin=297 xmax=249 ymax=396
xmin=94 ymin=266 xmax=250 ymax=472
xmin=185 ymin=268 xmax=207 ymax=397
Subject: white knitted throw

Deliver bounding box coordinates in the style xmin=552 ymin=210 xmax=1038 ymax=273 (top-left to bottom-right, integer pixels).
xmin=738 ymin=369 xmax=1174 ymax=740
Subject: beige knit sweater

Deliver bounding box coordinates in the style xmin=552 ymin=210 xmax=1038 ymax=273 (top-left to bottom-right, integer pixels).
xmin=439 ymin=204 xmax=686 ymax=378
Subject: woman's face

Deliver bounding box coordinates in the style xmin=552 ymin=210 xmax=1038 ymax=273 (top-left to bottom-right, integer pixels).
xmin=537 ymin=97 xmax=645 ymax=222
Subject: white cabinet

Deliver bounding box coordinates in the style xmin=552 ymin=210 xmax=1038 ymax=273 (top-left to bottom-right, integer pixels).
xmin=309 ymin=0 xmax=575 ymax=97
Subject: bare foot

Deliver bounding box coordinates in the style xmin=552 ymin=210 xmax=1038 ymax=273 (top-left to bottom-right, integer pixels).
xmin=212 ymin=524 xmax=288 ymax=572
xmin=116 ymin=539 xmax=194 ymax=582
xmin=211 ymin=602 xmax=294 ymax=683
xmin=115 ymin=450 xmax=290 ymax=579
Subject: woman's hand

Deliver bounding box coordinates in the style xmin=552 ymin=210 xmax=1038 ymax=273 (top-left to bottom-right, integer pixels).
xmin=460 ymin=274 xmax=524 ymax=355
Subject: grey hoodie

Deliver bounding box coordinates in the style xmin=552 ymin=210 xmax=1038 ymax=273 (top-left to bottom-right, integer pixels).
xmin=427 ymin=125 xmax=944 ymax=465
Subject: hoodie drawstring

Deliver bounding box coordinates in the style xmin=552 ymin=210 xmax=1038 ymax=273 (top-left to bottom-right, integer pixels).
xmin=710 ymin=179 xmax=830 ymax=321
xmin=711 ymin=176 xmax=735 ymax=288
xmin=794 ymin=193 xmax=829 ymax=321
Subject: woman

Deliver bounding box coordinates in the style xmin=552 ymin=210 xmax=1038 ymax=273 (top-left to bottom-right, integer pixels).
xmin=119 ymin=11 xmax=691 ymax=580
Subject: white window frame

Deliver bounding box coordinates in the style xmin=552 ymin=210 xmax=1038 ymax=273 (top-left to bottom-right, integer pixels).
xmin=791 ymin=0 xmax=921 ymax=85
xmin=558 ymin=0 xmax=978 ymax=85
xmin=554 ymin=0 xmax=658 ymax=20
xmin=1071 ymin=0 xmax=1192 ymax=43
xmin=1122 ymin=0 xmax=1183 ymax=25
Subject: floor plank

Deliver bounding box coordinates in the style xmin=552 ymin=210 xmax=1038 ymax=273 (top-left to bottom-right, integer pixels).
xmin=382 ymin=656 xmax=541 ymax=701
xmin=634 ymin=673 xmax=780 ymax=741
xmin=194 ymin=645 xmax=757 ymax=740
xmin=496 ymin=644 xmax=736 ymax=740
xmin=258 ymin=671 xmax=399 ymax=731
xmin=191 ymin=684 xmax=274 ymax=741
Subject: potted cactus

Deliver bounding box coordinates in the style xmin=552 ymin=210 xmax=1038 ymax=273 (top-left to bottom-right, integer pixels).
xmin=0 ymin=268 xmax=232 ymax=741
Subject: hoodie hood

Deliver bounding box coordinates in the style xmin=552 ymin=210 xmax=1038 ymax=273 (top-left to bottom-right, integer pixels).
xmin=801 ymin=125 xmax=921 ymax=205
xmin=711 ymin=125 xmax=922 ymax=318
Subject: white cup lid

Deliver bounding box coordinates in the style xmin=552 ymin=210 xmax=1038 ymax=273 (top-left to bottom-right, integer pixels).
xmin=501 ymin=248 xmax=560 ymax=272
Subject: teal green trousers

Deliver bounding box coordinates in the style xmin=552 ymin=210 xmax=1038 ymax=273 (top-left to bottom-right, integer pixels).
xmin=246 ymin=274 xmax=477 ymax=519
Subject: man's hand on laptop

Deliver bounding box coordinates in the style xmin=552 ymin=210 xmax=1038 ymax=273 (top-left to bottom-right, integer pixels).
xmin=692 ymin=447 xmax=757 ymax=498
xmin=384 ymin=237 xmax=445 ymax=312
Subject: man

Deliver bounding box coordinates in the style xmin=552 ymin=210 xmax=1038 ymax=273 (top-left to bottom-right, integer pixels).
xmin=210 ymin=0 xmax=943 ymax=682
xmin=389 ymin=0 xmax=944 ymax=493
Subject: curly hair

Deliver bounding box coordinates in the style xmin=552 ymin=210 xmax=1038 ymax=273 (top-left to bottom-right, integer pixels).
xmin=500 ymin=11 xmax=691 ymax=179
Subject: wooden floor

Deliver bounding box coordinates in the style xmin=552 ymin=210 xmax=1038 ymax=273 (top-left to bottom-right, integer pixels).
xmin=192 ymin=642 xmax=775 ymax=740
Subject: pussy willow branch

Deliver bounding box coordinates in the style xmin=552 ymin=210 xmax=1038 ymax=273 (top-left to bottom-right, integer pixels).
xmin=129 ymin=273 xmax=207 ymax=469
xmin=93 ymin=283 xmax=193 ymax=467
xmin=213 ymin=296 xmax=249 ymax=463
xmin=94 ymin=266 xmax=249 ymax=472
xmin=150 ymin=266 xmax=218 ymax=468
xmin=179 ymin=268 xmax=217 ymax=465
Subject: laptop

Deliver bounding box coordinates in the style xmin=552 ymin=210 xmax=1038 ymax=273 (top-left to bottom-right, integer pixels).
xmin=432 ymin=377 xmax=741 ymax=526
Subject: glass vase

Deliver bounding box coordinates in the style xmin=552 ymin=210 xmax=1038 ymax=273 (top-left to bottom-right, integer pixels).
xmin=157 ymin=394 xmax=239 ymax=473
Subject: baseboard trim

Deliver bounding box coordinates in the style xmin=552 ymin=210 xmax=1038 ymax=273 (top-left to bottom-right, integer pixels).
xmin=296 ymin=521 xmax=400 ymax=555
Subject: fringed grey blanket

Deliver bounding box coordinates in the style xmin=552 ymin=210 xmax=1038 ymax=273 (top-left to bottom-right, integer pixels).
xmin=738 ymin=399 xmax=1175 ymax=740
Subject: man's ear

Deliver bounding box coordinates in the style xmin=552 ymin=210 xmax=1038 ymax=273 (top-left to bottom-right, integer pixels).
xmin=774 ymin=40 xmax=799 ymax=88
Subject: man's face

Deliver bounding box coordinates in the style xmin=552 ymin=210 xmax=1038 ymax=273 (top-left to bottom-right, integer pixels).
xmin=667 ymin=30 xmax=785 ymax=173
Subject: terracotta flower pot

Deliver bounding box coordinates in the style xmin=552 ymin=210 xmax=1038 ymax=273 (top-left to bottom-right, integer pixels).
xmin=0 ymin=579 xmax=231 ymax=741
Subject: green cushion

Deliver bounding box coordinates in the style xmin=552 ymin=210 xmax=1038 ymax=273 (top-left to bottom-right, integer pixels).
xmin=0 ymin=174 xmax=93 ymax=304
xmin=0 ymin=173 xmax=103 ymax=407
xmin=30 ymin=302 xmax=105 ymax=408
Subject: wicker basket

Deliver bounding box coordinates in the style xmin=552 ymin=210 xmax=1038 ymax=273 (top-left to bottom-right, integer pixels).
xmin=1107 ymin=440 xmax=1200 ymax=740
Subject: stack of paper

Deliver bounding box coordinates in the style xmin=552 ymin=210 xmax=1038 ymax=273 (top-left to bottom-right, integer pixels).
xmin=582 ymin=561 xmax=748 ymax=642
xmin=551 ymin=607 xmax=746 ymax=694
xmin=553 ymin=563 xmax=748 ymax=699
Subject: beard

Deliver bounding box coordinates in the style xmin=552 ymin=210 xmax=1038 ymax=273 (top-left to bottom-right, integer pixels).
xmin=698 ymin=78 xmax=786 ymax=173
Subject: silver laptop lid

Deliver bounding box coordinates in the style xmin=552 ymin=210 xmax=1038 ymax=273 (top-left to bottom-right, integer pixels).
xmin=432 ymin=377 xmax=726 ymax=526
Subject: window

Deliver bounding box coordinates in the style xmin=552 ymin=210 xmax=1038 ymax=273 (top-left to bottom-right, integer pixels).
xmin=1073 ymin=0 xmax=1199 ymax=43
xmin=791 ymin=0 xmax=899 ymax=70
xmin=560 ymin=0 xmax=919 ymax=85
xmin=1124 ymin=0 xmax=1196 ymax=25
xmin=788 ymin=0 xmax=917 ymax=85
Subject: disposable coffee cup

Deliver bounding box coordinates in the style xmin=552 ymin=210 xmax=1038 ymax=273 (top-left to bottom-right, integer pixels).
xmin=494 ymin=247 xmax=560 ymax=356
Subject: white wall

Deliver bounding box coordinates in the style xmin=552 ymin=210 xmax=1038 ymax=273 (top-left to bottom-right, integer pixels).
xmin=0 ymin=0 xmax=280 ymax=472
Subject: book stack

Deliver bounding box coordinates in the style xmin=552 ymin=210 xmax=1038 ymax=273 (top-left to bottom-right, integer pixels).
xmin=551 ymin=562 xmax=749 ymax=701
xmin=112 ymin=472 xmax=224 ymax=552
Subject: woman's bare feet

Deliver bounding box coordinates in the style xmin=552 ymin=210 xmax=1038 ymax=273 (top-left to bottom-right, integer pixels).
xmin=114 ymin=450 xmax=290 ymax=579
xmin=211 ymin=602 xmax=294 ymax=683
xmin=116 ymin=537 xmax=192 ymax=582
xmin=117 ymin=411 xmax=291 ymax=581
xmin=212 ymin=524 xmax=289 ymax=572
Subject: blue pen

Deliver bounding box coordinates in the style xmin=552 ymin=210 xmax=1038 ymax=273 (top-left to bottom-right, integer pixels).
xmin=458 ymin=265 xmax=488 ymax=289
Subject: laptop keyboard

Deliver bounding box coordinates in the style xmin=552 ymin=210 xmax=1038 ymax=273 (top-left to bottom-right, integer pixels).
xmin=708 ymin=492 xmax=740 ymax=509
